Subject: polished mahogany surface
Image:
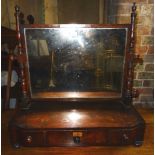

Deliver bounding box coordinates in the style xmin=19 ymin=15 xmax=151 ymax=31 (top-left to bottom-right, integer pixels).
xmin=13 ymin=102 xmax=142 ymax=129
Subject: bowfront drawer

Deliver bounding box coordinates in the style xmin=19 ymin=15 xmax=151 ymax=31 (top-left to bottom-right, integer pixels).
xmin=108 ymin=129 xmax=137 ymax=145
xmin=46 ymin=129 xmax=107 ymax=146
xmin=18 ymin=128 xmax=137 ymax=147
xmin=19 ymin=130 xmax=45 ymax=146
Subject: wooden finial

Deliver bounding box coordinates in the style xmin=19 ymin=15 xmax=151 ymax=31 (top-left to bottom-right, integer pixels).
xmin=130 ymin=2 xmax=137 ymax=46
xmin=15 ymin=5 xmax=20 ymax=18
xmin=132 ymin=2 xmax=136 ymax=12
xmin=14 ymin=5 xmax=22 ymax=54
xmin=15 ymin=5 xmax=20 ymax=12
xmin=131 ymin=2 xmax=136 ymax=22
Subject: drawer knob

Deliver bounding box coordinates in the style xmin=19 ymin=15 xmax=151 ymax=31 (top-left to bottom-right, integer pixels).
xmin=26 ymin=136 xmax=32 ymax=143
xmin=73 ymin=136 xmax=80 ymax=144
xmin=123 ymin=134 xmax=129 ymax=140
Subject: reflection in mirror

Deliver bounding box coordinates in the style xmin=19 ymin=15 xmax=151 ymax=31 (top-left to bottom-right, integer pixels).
xmin=25 ymin=27 xmax=127 ymax=95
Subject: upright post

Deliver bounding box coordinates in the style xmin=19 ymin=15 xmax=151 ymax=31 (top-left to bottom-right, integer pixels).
xmin=126 ymin=3 xmax=137 ymax=102
xmin=15 ymin=5 xmax=28 ymax=100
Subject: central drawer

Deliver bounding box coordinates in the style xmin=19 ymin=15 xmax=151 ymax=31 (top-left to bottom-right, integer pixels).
xmin=46 ymin=129 xmax=107 ymax=146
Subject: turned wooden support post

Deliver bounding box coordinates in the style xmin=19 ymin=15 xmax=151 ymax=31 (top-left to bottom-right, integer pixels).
xmin=126 ymin=3 xmax=137 ymax=100
xmin=15 ymin=5 xmax=27 ymax=99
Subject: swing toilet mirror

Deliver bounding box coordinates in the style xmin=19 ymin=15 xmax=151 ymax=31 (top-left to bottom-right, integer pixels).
xmin=23 ymin=24 xmax=130 ymax=99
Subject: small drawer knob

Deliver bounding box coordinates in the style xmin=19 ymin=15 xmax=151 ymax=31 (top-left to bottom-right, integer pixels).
xmin=123 ymin=134 xmax=129 ymax=140
xmin=26 ymin=136 xmax=32 ymax=143
xmin=73 ymin=136 xmax=80 ymax=144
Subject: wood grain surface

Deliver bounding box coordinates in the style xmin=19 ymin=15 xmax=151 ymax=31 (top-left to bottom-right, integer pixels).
xmin=12 ymin=102 xmax=141 ymax=128
xmin=2 ymin=107 xmax=153 ymax=155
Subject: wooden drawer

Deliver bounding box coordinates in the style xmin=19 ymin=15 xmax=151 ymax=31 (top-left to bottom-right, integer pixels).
xmin=108 ymin=129 xmax=136 ymax=145
xmin=46 ymin=129 xmax=107 ymax=146
xmin=19 ymin=130 xmax=45 ymax=146
xmin=17 ymin=128 xmax=137 ymax=147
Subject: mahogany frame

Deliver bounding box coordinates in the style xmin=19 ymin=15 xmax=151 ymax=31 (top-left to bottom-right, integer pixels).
xmin=15 ymin=3 xmax=137 ymax=103
xmin=9 ymin=3 xmax=145 ymax=149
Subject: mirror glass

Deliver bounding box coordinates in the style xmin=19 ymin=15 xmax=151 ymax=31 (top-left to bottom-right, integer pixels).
xmin=24 ymin=26 xmax=127 ymax=96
